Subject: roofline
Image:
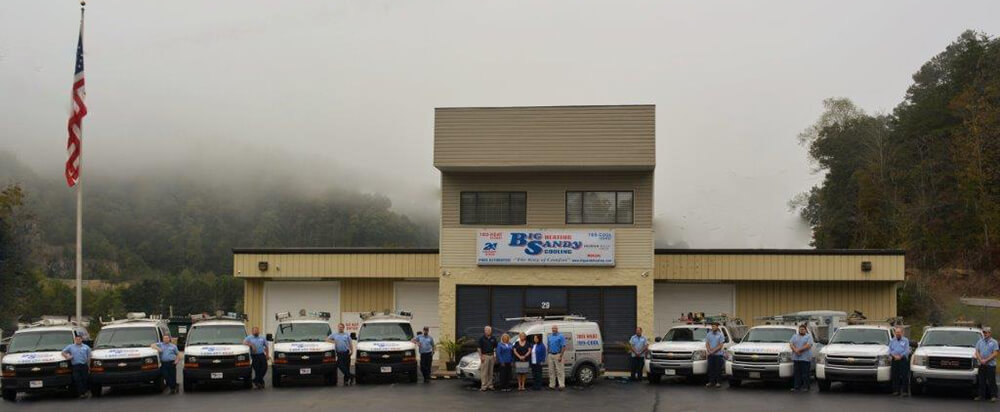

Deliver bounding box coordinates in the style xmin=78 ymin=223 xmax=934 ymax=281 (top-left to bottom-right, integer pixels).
xmin=655 ymin=249 xmax=905 ymax=256
xmin=435 ymin=104 xmax=654 ymax=110
xmin=232 ymin=247 xmax=440 ymax=255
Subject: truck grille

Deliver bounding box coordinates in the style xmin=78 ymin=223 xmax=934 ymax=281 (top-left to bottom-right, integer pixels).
xmin=826 ymin=355 xmax=877 ymax=368
xmin=285 ymin=352 xmax=328 ymax=365
xmin=368 ymin=351 xmax=405 ymax=364
xmin=197 ymin=356 xmax=237 ymax=369
xmin=13 ymin=362 xmax=61 ymax=377
xmin=102 ymin=358 xmax=145 ymax=372
xmin=651 ymin=351 xmax=692 ymax=361
xmin=732 ymin=353 xmax=779 ymax=364
xmin=928 ymin=357 xmax=973 ymax=370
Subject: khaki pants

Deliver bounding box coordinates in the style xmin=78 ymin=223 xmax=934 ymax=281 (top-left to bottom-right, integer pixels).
xmin=547 ymin=353 xmax=565 ymax=388
xmin=479 ymin=354 xmax=495 ymax=389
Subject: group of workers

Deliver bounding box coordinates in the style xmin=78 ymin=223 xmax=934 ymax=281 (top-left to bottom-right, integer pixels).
xmin=476 ymin=325 xmax=566 ymax=391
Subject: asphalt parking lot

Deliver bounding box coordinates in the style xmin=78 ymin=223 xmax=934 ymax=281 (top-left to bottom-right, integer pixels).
xmin=3 ymin=370 xmax=996 ymax=412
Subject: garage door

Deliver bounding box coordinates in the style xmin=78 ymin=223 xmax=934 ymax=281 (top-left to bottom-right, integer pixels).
xmin=654 ymin=283 xmax=734 ymax=337
xmin=264 ymin=281 xmax=340 ymax=336
xmin=395 ymin=281 xmax=440 ymax=356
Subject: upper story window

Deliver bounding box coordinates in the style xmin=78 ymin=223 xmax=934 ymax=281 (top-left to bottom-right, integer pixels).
xmin=566 ymin=191 xmax=634 ymax=224
xmin=460 ymin=192 xmax=527 ymax=225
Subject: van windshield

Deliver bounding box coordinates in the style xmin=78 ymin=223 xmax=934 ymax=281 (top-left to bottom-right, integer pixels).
xmin=186 ymin=325 xmax=247 ymax=345
xmin=830 ymin=329 xmax=889 ymax=345
xmin=663 ymin=328 xmax=709 ymax=342
xmin=276 ymin=323 xmax=332 ymax=343
xmin=921 ymin=330 xmax=981 ymax=348
xmin=744 ymin=328 xmax=796 ymax=343
xmin=358 ymin=323 xmax=414 ymax=342
xmin=7 ymin=331 xmax=75 ymax=354
xmin=95 ymin=327 xmax=158 ymax=349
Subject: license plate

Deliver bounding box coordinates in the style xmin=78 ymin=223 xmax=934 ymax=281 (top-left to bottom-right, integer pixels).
xmin=664 ymin=369 xmax=676 ymax=376
xmin=211 ymin=372 xmax=223 ymax=379
xmin=380 ymin=366 xmax=392 ymax=373
xmin=749 ymin=372 xmax=761 ymax=379
xmin=299 ymin=368 xmax=311 ymax=375
xmin=29 ymin=380 xmax=43 ymax=389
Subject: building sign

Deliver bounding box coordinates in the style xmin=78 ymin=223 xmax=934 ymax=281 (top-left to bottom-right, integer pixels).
xmin=477 ymin=229 xmax=614 ymax=266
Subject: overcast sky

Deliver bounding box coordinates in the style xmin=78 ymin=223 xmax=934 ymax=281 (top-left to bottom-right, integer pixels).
xmin=2 ymin=0 xmax=999 ymax=248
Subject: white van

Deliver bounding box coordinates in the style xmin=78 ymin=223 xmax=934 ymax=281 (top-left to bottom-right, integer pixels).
xmin=354 ymin=311 xmax=420 ymax=384
xmin=1 ymin=320 xmax=91 ymax=401
xmin=182 ymin=313 xmax=252 ymax=391
xmin=457 ymin=316 xmax=604 ymax=386
xmin=268 ymin=311 xmax=337 ymax=387
xmin=89 ymin=313 xmax=171 ymax=396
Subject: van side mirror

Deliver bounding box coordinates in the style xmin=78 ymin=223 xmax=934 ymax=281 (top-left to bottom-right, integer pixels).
xmin=654 ymin=337 xmax=662 ymax=343
xmin=818 ymin=339 xmax=829 ymax=345
xmin=910 ymin=340 xmax=918 ymax=349
xmin=732 ymin=337 xmax=741 ymax=344
xmin=350 ymin=332 xmax=357 ymax=340
xmin=0 ymin=343 xmax=7 ymax=353
xmin=266 ymin=333 xmax=274 ymax=342
xmin=84 ymin=340 xmax=94 ymax=347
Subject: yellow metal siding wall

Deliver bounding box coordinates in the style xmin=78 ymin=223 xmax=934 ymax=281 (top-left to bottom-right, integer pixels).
xmin=243 ymin=278 xmax=265 ymax=330
xmin=655 ymin=254 xmax=904 ymax=281
xmin=735 ymin=281 xmax=898 ymax=326
xmin=234 ymin=253 xmax=438 ymax=278
xmin=440 ymin=228 xmax=653 ymax=269
xmin=441 ymin=172 xmax=653 ymax=228
xmin=434 ymin=105 xmax=655 ymax=170
xmin=340 ymin=278 xmax=396 ymax=313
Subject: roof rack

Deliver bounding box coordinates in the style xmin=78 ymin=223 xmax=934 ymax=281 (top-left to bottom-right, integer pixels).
xmin=677 ymin=312 xmax=744 ymax=326
xmin=24 ymin=318 xmax=76 ymax=328
xmin=100 ymin=312 xmax=164 ymax=326
xmin=275 ymin=309 xmax=332 ymax=322
xmin=756 ymin=315 xmax=820 ymax=325
xmin=847 ymin=316 xmax=906 ymax=326
xmin=190 ymin=311 xmax=247 ymax=323
xmin=359 ymin=310 xmax=412 ymax=321
xmin=504 ymin=315 xmax=588 ymax=322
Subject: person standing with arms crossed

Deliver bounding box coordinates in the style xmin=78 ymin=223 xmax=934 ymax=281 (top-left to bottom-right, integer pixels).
xmin=974 ymin=327 xmax=998 ymax=402
xmin=547 ymin=325 xmax=567 ymax=390
xmin=243 ymin=327 xmax=269 ymax=389
xmin=513 ymin=332 xmax=532 ymax=391
xmin=61 ymin=334 xmax=92 ymax=398
xmin=327 ymin=323 xmax=355 ymax=385
xmin=704 ymin=322 xmax=726 ymax=388
xmin=789 ymin=324 xmax=813 ymax=392
xmin=888 ymin=326 xmax=910 ymax=396
xmin=477 ymin=326 xmax=498 ymax=391
xmin=151 ymin=334 xmax=180 ymax=394
xmin=412 ymin=326 xmax=435 ymax=383
xmin=629 ymin=327 xmax=649 ymax=382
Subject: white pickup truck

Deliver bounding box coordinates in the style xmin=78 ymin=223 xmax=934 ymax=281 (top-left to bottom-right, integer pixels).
xmin=816 ymin=325 xmax=895 ymax=391
xmin=646 ymin=324 xmax=736 ymax=384
xmin=910 ymin=326 xmax=983 ymax=395
xmin=725 ymin=324 xmax=823 ymax=387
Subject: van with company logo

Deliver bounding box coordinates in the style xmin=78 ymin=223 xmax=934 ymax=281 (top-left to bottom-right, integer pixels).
xmin=354 ymin=311 xmax=419 ymax=384
xmin=457 ymin=316 xmax=604 ymax=386
xmin=0 ymin=319 xmax=91 ymax=402
xmin=89 ymin=313 xmax=170 ymax=397
xmin=268 ymin=310 xmax=337 ymax=387
xmin=181 ymin=313 xmax=252 ymax=391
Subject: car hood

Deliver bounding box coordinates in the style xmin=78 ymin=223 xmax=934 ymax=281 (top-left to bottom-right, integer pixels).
xmin=356 ymin=341 xmax=416 ymax=352
xmin=185 ymin=344 xmax=250 ymax=356
xmin=460 ymin=352 xmax=479 ymax=364
xmin=273 ymin=342 xmax=335 ymax=353
xmin=822 ymin=344 xmax=888 ymax=356
xmin=731 ymin=342 xmax=788 ymax=354
xmin=92 ymin=347 xmax=158 ymax=360
xmin=1 ymin=351 xmax=65 ymax=365
xmin=914 ymin=346 xmax=976 ymax=358
xmin=649 ymin=341 xmax=705 ymax=352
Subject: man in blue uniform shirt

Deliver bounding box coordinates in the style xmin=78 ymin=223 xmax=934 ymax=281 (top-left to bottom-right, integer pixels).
xmin=975 ymin=327 xmax=998 ymax=402
xmin=152 ymin=334 xmax=180 ymax=394
xmin=412 ymin=327 xmax=435 ymax=383
xmin=789 ymin=324 xmax=814 ymax=392
xmin=888 ymin=326 xmax=910 ymax=396
xmin=629 ymin=327 xmax=649 ymax=382
xmin=547 ymin=325 xmax=567 ymax=390
xmin=244 ymin=327 xmax=269 ymax=389
xmin=327 ymin=323 xmax=355 ymax=385
xmin=704 ymin=322 xmax=726 ymax=388
xmin=61 ymin=334 xmax=92 ymax=398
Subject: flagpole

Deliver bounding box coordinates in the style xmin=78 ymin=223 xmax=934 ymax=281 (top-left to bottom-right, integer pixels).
xmin=75 ymin=1 xmax=85 ymax=325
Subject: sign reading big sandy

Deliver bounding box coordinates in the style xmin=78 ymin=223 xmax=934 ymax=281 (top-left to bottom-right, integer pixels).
xmin=477 ymin=229 xmax=615 ymax=266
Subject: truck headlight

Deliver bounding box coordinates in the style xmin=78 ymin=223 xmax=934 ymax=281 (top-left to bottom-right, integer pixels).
xmin=59 ymin=362 xmax=69 ymax=368
xmin=324 ymin=352 xmax=333 ymax=358
xmin=276 ymin=352 xmax=286 ymax=359
xmin=911 ymin=354 xmax=927 ymax=367
xmin=404 ymin=351 xmax=414 ymax=357
xmin=778 ymin=352 xmax=793 ymax=363
xmin=358 ymin=351 xmax=369 ymax=358
xmin=92 ymin=360 xmax=103 ymax=367
xmin=3 ymin=365 xmax=14 ymax=371
xmin=187 ymin=356 xmax=197 ymax=363
xmin=877 ymin=355 xmax=891 ymax=367
xmin=691 ymin=349 xmax=707 ymax=361
xmin=815 ymin=353 xmax=826 ymax=365
xmin=237 ymin=355 xmax=247 ymax=362
xmin=723 ymin=350 xmax=732 ymax=361
xmin=143 ymin=357 xmax=155 ymax=364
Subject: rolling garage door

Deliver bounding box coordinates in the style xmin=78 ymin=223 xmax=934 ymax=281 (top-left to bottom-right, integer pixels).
xmin=263 ymin=281 xmax=340 ymax=336
xmin=654 ymin=282 xmax=734 ymax=337
xmin=395 ymin=281 xmax=440 ymax=354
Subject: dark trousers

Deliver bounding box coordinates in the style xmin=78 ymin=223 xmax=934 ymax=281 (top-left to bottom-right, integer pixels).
xmin=630 ymin=356 xmax=644 ymax=380
xmin=497 ymin=363 xmax=512 ymax=389
xmin=71 ymin=364 xmax=89 ymax=394
xmin=891 ymin=358 xmax=909 ymax=393
xmin=979 ymin=364 xmax=998 ymax=399
xmin=707 ymin=356 xmax=724 ymax=384
xmin=160 ymin=361 xmax=177 ymax=389
xmin=531 ymin=363 xmax=543 ymax=390
xmin=793 ymin=360 xmax=811 ymax=390
xmin=251 ymin=354 xmax=267 ymax=385
xmin=336 ymin=351 xmax=353 ymax=380
xmin=419 ymin=352 xmax=433 ymax=380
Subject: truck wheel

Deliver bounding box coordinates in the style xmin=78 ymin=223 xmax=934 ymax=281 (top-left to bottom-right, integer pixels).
xmin=90 ymin=385 xmax=103 ymax=397
xmin=355 ymin=372 xmax=366 ymax=385
xmin=1 ymin=389 xmax=16 ymax=402
xmin=272 ymin=373 xmax=282 ymax=388
xmin=728 ymin=378 xmax=741 ymax=388
xmin=574 ymin=364 xmax=597 ymax=386
xmin=648 ymin=373 xmax=662 ymax=384
xmin=183 ymin=379 xmax=195 ymax=392
xmin=818 ymin=379 xmax=831 ymax=392
xmin=910 ymin=382 xmax=924 ymax=396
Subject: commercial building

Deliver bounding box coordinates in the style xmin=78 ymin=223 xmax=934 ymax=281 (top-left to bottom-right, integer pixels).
xmin=234 ymin=105 xmax=904 ymax=370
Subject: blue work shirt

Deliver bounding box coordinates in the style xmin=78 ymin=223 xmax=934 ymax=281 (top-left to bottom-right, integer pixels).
xmin=328 ymin=332 xmax=352 ymax=353
xmin=156 ymin=342 xmax=180 ymax=363
xmin=977 ymin=337 xmax=999 ymax=367
xmin=497 ymin=342 xmax=514 ymax=364
xmin=629 ymin=335 xmax=648 ymax=357
xmin=705 ymin=330 xmax=726 ymax=357
xmin=888 ymin=336 xmax=910 ymax=359
xmin=547 ymin=333 xmax=566 ymax=354
xmin=789 ymin=333 xmax=814 ymax=361
xmin=244 ymin=335 xmax=267 ymax=355
xmin=62 ymin=343 xmax=91 ymax=366
xmin=415 ymin=334 xmax=435 ymax=354
xmin=531 ymin=343 xmax=547 ymax=364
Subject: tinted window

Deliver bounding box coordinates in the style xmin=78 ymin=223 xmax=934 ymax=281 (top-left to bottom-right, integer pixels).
xmin=830 ymin=329 xmax=890 ymax=345
xmin=566 ymin=191 xmax=634 ymax=224
xmin=460 ymin=192 xmax=527 ymax=225
xmin=275 ymin=323 xmax=332 ymax=343
xmin=921 ymin=330 xmax=982 ymax=348
xmin=7 ymin=331 xmax=74 ymax=353
xmin=186 ymin=325 xmax=247 ymax=345
xmin=358 ymin=323 xmax=414 ymax=342
xmin=663 ymin=328 xmax=709 ymax=342
xmin=95 ymin=327 xmax=159 ymax=349
xmin=743 ymin=328 xmax=796 ymax=343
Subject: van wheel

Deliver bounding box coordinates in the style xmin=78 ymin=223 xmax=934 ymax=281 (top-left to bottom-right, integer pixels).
xmin=2 ymin=389 xmax=16 ymax=402
xmin=728 ymin=378 xmax=741 ymax=388
xmin=648 ymin=373 xmax=662 ymax=384
xmin=90 ymin=385 xmax=103 ymax=397
xmin=574 ymin=364 xmax=597 ymax=386
xmin=355 ymin=372 xmax=366 ymax=385
xmin=272 ymin=373 xmax=282 ymax=388
xmin=183 ymin=379 xmax=195 ymax=392
xmin=818 ymin=379 xmax=831 ymax=392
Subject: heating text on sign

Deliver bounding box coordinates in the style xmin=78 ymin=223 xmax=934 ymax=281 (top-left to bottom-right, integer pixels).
xmin=477 ymin=229 xmax=615 ymax=266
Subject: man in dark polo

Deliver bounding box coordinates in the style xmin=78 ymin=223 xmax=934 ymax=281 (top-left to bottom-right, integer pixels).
xmin=477 ymin=326 xmax=498 ymax=391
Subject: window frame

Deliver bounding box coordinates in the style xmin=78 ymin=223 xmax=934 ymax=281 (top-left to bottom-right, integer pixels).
xmin=459 ymin=191 xmax=527 ymax=225
xmin=565 ymin=190 xmax=635 ymax=225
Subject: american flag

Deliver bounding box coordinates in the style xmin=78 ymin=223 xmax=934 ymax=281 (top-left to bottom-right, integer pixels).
xmin=65 ymin=11 xmax=87 ymax=187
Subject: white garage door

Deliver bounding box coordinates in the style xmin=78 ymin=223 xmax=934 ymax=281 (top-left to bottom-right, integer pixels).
xmin=654 ymin=283 xmax=734 ymax=337
xmin=263 ymin=281 xmax=341 ymax=336
xmin=395 ymin=281 xmax=440 ymax=357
